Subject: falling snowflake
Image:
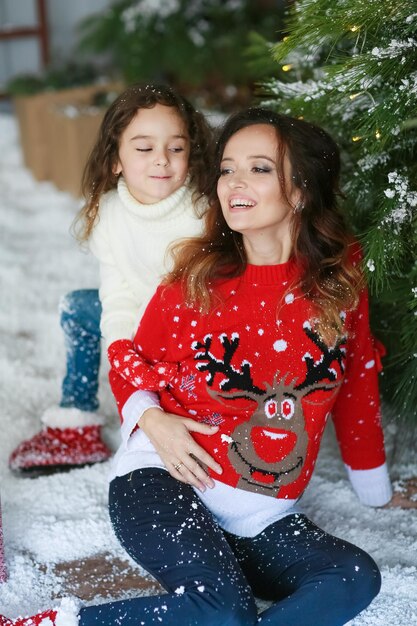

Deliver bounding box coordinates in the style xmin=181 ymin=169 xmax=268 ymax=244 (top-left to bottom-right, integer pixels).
xmin=273 ymin=339 xmax=287 ymax=352
xmin=367 ymin=259 xmax=376 ymax=272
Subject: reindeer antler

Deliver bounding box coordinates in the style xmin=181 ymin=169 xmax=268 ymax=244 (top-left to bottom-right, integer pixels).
xmin=296 ymin=323 xmax=346 ymax=391
xmin=193 ymin=333 xmax=264 ymax=395
xmin=192 ymin=326 xmax=346 ymax=407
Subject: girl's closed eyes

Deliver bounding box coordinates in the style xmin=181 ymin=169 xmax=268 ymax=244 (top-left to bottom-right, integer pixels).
xmin=135 ymin=145 xmax=186 ymax=154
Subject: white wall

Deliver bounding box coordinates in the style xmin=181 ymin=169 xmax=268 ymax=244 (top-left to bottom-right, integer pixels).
xmin=0 ymin=0 xmax=39 ymax=86
xmin=0 ymin=0 xmax=111 ymax=90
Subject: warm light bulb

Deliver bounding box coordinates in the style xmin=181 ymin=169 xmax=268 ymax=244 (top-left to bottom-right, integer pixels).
xmin=282 ymin=64 xmax=293 ymax=72
xmin=352 ymin=136 xmax=362 ymax=142
xmin=350 ymin=25 xmax=359 ymax=32
xmin=349 ymin=93 xmax=360 ymax=100
xmin=375 ymin=130 xmax=381 ymax=139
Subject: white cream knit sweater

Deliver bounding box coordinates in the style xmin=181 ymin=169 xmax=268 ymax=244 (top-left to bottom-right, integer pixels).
xmin=89 ymin=177 xmax=204 ymax=347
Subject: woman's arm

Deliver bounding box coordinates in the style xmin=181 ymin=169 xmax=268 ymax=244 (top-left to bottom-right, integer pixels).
xmin=107 ymin=338 xmax=178 ymax=391
xmin=331 ymin=287 xmax=392 ymax=506
xmin=109 ymin=365 xmax=222 ymax=492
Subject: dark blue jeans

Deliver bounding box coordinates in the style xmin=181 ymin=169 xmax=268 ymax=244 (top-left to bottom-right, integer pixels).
xmin=59 ymin=289 xmax=102 ymax=412
xmin=79 ymin=469 xmax=381 ymax=626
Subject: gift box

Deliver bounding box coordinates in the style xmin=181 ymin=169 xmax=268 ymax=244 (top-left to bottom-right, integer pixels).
xmin=13 ymin=83 xmax=121 ymax=183
xmin=47 ymin=102 xmax=107 ymax=197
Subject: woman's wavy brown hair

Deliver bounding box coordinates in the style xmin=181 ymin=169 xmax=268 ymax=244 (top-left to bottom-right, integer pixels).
xmin=74 ymin=83 xmax=213 ymax=242
xmin=166 ymin=107 xmax=364 ymax=341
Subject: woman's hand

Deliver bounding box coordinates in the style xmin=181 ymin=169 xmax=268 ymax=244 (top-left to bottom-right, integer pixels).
xmin=140 ymin=407 xmax=223 ymax=492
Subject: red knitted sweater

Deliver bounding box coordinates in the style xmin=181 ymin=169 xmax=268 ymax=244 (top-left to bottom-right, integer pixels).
xmin=109 ymin=258 xmax=386 ymax=500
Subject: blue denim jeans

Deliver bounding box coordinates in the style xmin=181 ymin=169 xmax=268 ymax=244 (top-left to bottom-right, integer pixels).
xmin=59 ymin=289 xmax=102 ymax=412
xmin=79 ymin=469 xmax=381 ymax=626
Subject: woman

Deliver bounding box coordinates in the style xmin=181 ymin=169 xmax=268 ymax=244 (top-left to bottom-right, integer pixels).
xmin=2 ymin=108 xmax=392 ymax=626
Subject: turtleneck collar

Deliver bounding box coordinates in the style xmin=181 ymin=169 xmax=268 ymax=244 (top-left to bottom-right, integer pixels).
xmin=241 ymin=258 xmax=300 ymax=285
xmin=117 ymin=176 xmax=191 ymax=223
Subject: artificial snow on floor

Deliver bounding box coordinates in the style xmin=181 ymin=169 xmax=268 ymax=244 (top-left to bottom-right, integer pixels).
xmin=0 ymin=112 xmax=416 ymax=624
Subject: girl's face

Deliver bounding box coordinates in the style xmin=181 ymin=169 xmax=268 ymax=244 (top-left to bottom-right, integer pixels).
xmin=115 ymin=104 xmax=190 ymax=204
xmin=217 ymin=124 xmax=299 ymax=251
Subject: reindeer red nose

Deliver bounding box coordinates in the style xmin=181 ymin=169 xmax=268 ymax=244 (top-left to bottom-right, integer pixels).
xmin=251 ymin=427 xmax=297 ymax=464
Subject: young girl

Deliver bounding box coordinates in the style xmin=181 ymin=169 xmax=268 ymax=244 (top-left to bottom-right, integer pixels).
xmin=8 ymin=83 xmax=219 ymax=481
xmin=2 ymin=108 xmax=392 ymax=626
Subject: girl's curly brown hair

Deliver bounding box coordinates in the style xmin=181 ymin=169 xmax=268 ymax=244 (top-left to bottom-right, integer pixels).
xmin=74 ymin=83 xmax=213 ymax=242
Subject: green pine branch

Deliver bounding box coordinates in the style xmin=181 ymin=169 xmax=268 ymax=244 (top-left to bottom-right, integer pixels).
xmin=257 ymin=0 xmax=417 ymax=422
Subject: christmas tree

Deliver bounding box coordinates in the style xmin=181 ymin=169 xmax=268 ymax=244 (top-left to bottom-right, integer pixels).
xmin=76 ymin=0 xmax=281 ymax=110
xmin=258 ymin=0 xmax=417 ymax=422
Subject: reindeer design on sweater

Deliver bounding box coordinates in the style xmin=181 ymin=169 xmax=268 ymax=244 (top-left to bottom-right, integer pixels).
xmin=193 ymin=324 xmax=346 ymax=496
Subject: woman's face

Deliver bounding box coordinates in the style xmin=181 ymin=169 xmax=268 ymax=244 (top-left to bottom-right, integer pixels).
xmin=217 ymin=124 xmax=299 ymax=247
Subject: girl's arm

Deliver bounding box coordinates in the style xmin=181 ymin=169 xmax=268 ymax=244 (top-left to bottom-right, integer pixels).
xmin=89 ymin=212 xmax=147 ymax=347
xmin=331 ymin=287 xmax=392 ymax=507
